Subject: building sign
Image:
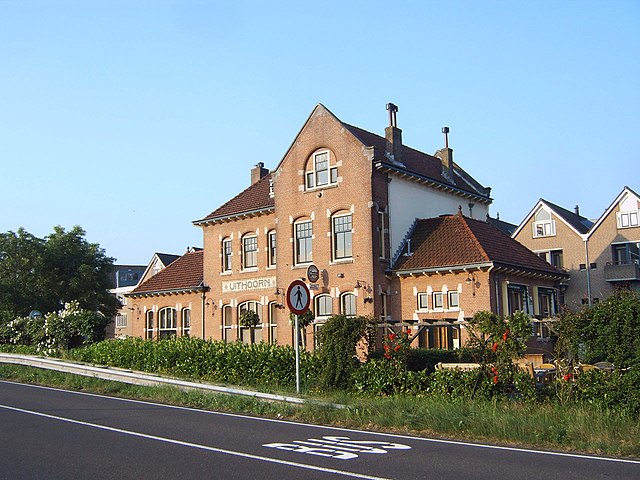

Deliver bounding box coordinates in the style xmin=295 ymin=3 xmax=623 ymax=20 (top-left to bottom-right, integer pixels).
xmin=222 ymin=276 xmax=276 ymax=294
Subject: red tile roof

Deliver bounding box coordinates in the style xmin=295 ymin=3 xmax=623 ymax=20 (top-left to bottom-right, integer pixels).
xmin=129 ymin=250 xmax=204 ymax=295
xmin=393 ymin=213 xmax=567 ymax=276
xmin=195 ymin=173 xmax=274 ymax=224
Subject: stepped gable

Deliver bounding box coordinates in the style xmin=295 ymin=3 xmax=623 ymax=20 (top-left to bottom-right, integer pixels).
xmin=394 ymin=213 xmax=563 ymax=274
xmin=196 ymin=173 xmax=274 ymax=223
xmin=130 ymin=250 xmax=204 ymax=295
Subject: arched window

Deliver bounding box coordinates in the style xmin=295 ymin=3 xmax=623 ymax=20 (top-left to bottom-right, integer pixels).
xmin=182 ymin=308 xmax=191 ymax=337
xmin=332 ymin=212 xmax=353 ymax=260
xmin=145 ymin=311 xmax=154 ymax=340
xmin=158 ymin=307 xmax=177 ymax=339
xmin=314 ymin=294 xmax=332 ymax=319
xmin=341 ymin=293 xmax=356 ymax=317
xmin=267 ymin=230 xmax=276 ymax=267
xmin=222 ymin=305 xmax=233 ymax=342
xmin=305 ymin=150 xmax=337 ymax=189
xmin=238 ymin=301 xmax=262 ymax=344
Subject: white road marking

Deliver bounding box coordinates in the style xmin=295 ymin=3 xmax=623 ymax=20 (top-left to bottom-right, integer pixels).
xmin=2 ymin=380 xmax=639 ymax=465
xmin=0 ymin=403 xmax=389 ymax=480
xmin=264 ymin=436 xmax=411 ymax=460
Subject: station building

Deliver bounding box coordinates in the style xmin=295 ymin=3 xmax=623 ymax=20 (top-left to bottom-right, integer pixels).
xmin=127 ymin=104 xmax=567 ymax=351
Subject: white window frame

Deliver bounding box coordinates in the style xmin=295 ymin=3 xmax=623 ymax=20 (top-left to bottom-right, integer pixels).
xmin=305 ymin=150 xmax=338 ymax=190
xmin=332 ymin=213 xmax=353 ymax=260
xmin=448 ymin=291 xmax=460 ymax=309
xmin=238 ymin=301 xmax=262 ymax=344
xmin=267 ymin=230 xmax=276 ymax=267
xmin=268 ymin=301 xmax=278 ymax=344
xmin=432 ymin=292 xmax=444 ymax=310
xmin=341 ymin=293 xmax=356 ymax=317
xmin=242 ymin=234 xmax=258 ymax=270
xmin=158 ymin=307 xmax=177 ymax=339
xmin=222 ymin=305 xmax=233 ymax=342
xmin=222 ymin=238 xmax=232 ymax=272
xmin=145 ymin=311 xmax=154 ymax=339
xmin=617 ymin=210 xmax=639 ymax=229
xmin=115 ymin=314 xmax=127 ymax=328
xmin=417 ymin=293 xmax=428 ymax=311
xmin=315 ymin=294 xmax=333 ymax=318
xmin=532 ymin=208 xmax=556 ymax=238
xmin=294 ymin=220 xmax=313 ymax=265
xmin=182 ymin=308 xmax=191 ymax=337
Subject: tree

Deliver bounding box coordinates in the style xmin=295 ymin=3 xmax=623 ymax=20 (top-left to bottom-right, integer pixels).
xmin=0 ymin=226 xmax=118 ymax=318
xmin=556 ymin=289 xmax=640 ymax=368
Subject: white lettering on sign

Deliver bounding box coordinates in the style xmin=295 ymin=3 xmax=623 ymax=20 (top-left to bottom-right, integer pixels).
xmin=222 ymin=276 xmax=276 ymax=294
xmin=263 ymin=436 xmax=411 ymax=460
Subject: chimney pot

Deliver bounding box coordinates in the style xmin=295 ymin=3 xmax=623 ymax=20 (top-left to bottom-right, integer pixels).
xmin=384 ymin=103 xmax=402 ymax=164
xmin=575 ymin=205 xmax=580 ymax=216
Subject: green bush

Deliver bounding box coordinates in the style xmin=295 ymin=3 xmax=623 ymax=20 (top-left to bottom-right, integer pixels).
xmin=67 ymin=337 xmax=320 ymax=391
xmin=350 ymin=358 xmax=430 ymax=396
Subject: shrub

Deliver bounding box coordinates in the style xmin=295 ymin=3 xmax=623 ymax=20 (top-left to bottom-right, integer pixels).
xmin=316 ymin=315 xmax=372 ymax=390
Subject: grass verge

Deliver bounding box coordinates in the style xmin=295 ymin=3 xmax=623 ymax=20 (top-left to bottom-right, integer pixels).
xmin=0 ymin=364 xmax=638 ymax=459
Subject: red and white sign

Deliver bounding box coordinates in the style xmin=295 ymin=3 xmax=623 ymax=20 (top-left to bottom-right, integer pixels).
xmin=286 ymin=280 xmax=310 ymax=315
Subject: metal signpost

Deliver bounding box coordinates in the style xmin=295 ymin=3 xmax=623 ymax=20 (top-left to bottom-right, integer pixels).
xmin=286 ymin=279 xmax=310 ymax=394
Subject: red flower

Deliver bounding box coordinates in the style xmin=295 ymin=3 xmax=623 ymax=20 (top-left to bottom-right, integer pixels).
xmin=491 ymin=366 xmax=498 ymax=374
xmin=563 ymin=373 xmax=573 ymax=382
xmin=394 ymin=344 xmax=401 ymax=352
xmin=383 ymin=344 xmax=390 ymax=352
xmin=384 ymin=353 xmax=392 ymax=360
xmin=492 ymin=342 xmax=498 ymax=353
xmin=388 ymin=333 xmax=397 ymax=341
xmin=493 ymin=375 xmax=499 ymax=384
xmin=406 ymin=328 xmax=412 ymax=335
xmin=502 ymin=329 xmax=510 ymax=341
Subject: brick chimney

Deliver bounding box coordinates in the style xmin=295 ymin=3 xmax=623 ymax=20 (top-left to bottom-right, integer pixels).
xmin=434 ymin=126 xmax=454 ymax=182
xmin=250 ymin=162 xmax=269 ymax=185
xmin=385 ymin=103 xmax=403 ymax=165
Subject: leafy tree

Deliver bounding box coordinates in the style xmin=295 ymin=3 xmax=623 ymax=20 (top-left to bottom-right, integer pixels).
xmin=556 ymin=289 xmax=640 ymax=368
xmin=0 ymin=226 xmax=118 ymax=318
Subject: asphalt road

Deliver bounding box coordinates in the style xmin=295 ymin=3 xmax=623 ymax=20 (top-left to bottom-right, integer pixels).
xmin=0 ymin=380 xmax=638 ymax=480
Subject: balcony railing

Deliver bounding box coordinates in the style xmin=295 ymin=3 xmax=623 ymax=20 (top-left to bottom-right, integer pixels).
xmin=604 ymin=261 xmax=640 ymax=282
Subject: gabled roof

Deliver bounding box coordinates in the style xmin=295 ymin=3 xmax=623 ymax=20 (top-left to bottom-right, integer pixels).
xmin=512 ymin=198 xmax=594 ymax=238
xmin=393 ymin=213 xmax=567 ymax=278
xmin=586 ymin=186 xmax=640 ymax=239
xmin=343 ymin=123 xmax=492 ymax=203
xmin=156 ymin=253 xmax=181 ymax=267
xmin=138 ymin=252 xmax=181 ymax=286
xmin=128 ymin=250 xmax=205 ymax=296
xmin=194 ymin=173 xmax=274 ymax=225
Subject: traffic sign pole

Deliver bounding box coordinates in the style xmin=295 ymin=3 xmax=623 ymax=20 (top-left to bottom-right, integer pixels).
xmin=295 ymin=315 xmax=300 ymax=394
xmin=286 ymin=280 xmax=311 ymax=395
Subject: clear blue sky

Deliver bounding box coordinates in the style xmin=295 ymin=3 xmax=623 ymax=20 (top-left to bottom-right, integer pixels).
xmin=1 ymin=1 xmax=638 ymax=264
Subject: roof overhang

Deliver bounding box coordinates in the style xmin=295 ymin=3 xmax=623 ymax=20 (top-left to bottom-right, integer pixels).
xmin=392 ymin=262 xmax=493 ymax=278
xmin=126 ymin=285 xmax=208 ymax=298
xmin=374 ymin=161 xmax=492 ymax=205
xmin=193 ymin=207 xmax=274 ymax=226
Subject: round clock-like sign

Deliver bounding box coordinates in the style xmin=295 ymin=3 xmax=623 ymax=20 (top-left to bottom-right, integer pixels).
xmin=306 ymin=264 xmax=320 ymax=283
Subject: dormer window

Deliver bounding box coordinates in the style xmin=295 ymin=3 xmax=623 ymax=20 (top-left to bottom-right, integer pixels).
xmin=305 ymin=150 xmax=337 ymax=189
xmin=533 ymin=208 xmax=556 ymax=238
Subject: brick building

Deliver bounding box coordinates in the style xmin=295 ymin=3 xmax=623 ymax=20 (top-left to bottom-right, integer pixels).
xmin=125 ymin=103 xmax=568 ymax=352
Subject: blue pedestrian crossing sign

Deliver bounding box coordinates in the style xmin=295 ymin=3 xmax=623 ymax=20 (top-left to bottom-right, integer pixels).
xmin=286 ymin=279 xmax=310 ymax=315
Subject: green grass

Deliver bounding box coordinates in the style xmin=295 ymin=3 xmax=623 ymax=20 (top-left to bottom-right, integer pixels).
xmin=0 ymin=364 xmax=638 ymax=458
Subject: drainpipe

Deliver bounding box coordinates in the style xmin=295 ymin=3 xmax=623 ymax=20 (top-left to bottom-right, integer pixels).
xmin=584 ymin=239 xmax=592 ymax=307
xmin=201 ymin=290 xmax=206 ymax=339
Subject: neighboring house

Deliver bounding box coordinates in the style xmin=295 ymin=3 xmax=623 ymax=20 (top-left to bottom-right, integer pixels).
xmin=107 ymin=265 xmax=146 ymax=338
xmin=126 ymin=248 xmax=205 ymax=339
xmin=191 ymin=103 xmax=493 ymax=348
xmin=108 ymin=253 xmax=180 ymax=338
xmin=512 ymin=200 xmax=593 ymax=311
xmin=513 ymin=186 xmax=640 ymax=311
xmin=391 ymin=211 xmax=568 ymax=358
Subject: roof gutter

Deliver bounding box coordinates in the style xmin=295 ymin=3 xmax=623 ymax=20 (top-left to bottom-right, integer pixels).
xmin=392 ymin=262 xmax=494 ymax=277
xmin=193 ymin=206 xmax=275 ymax=226
xmin=127 ymin=285 xmax=208 ymax=298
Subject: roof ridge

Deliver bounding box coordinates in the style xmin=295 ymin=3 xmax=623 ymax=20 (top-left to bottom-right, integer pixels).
xmin=458 ymin=214 xmax=490 ymax=262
